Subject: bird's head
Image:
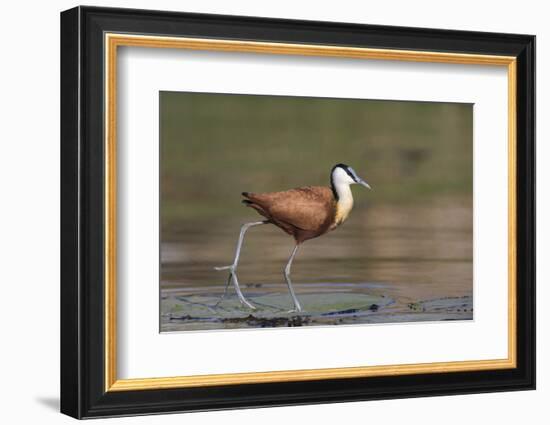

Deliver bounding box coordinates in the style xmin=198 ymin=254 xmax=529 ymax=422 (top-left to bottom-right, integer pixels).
xmin=331 ymin=164 xmax=371 ymax=190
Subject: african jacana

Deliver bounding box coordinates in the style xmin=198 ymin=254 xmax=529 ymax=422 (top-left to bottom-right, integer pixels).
xmin=215 ymin=164 xmax=371 ymax=312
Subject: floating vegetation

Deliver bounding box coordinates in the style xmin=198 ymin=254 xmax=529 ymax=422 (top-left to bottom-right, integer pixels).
xmin=161 ymin=287 xmax=473 ymax=332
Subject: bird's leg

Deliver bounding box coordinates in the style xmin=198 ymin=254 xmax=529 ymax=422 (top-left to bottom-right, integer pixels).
xmin=214 ymin=221 xmax=267 ymax=309
xmin=284 ymin=244 xmax=303 ymax=313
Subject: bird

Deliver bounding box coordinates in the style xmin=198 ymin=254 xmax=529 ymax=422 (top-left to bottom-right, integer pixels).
xmin=214 ymin=163 xmax=371 ymax=312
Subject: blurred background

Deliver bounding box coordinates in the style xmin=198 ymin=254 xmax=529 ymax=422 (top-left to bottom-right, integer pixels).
xmin=160 ymin=91 xmax=473 ymax=329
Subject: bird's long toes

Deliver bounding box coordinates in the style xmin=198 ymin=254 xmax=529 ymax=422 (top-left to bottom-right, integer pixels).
xmin=214 ymin=265 xmax=234 ymax=271
xmin=239 ymin=299 xmax=256 ymax=310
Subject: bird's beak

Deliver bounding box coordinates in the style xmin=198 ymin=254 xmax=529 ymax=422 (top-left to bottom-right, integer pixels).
xmin=357 ymin=178 xmax=371 ymax=190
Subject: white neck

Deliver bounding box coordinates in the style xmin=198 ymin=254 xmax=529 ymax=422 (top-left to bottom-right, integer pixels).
xmin=334 ymin=181 xmax=353 ymax=203
xmin=333 ymin=182 xmax=354 ymax=225
xmin=330 ymin=167 xmax=357 ymax=226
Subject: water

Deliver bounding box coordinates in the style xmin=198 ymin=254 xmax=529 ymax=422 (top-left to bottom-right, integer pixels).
xmin=160 ymin=200 xmax=473 ymax=332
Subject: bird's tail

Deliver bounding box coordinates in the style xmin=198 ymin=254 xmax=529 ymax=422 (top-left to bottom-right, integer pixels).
xmin=240 ymin=192 xmax=270 ymax=220
xmin=241 ymin=191 xmax=253 ymax=205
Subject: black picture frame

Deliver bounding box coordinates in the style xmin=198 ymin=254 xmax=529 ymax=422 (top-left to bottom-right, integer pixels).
xmin=61 ymin=5 xmax=535 ymax=419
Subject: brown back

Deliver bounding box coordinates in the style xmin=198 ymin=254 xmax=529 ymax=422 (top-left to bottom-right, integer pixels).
xmin=243 ymin=186 xmax=335 ymax=235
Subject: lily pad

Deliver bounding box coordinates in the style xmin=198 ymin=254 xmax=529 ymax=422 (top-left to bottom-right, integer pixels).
xmin=161 ymin=291 xmax=393 ymax=330
xmin=160 ymin=285 xmax=473 ymax=332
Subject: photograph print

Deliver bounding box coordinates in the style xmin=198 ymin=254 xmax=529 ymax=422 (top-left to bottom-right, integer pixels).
xmin=160 ymin=91 xmax=473 ymax=332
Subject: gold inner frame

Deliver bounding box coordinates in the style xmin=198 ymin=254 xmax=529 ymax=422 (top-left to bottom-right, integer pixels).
xmin=104 ymin=33 xmax=517 ymax=392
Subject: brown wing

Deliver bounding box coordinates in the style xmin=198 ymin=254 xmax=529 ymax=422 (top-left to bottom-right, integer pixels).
xmin=243 ymin=186 xmax=334 ymax=231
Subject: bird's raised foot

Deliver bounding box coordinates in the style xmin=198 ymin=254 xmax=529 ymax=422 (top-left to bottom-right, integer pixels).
xmin=214 ymin=264 xmax=235 ymax=272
